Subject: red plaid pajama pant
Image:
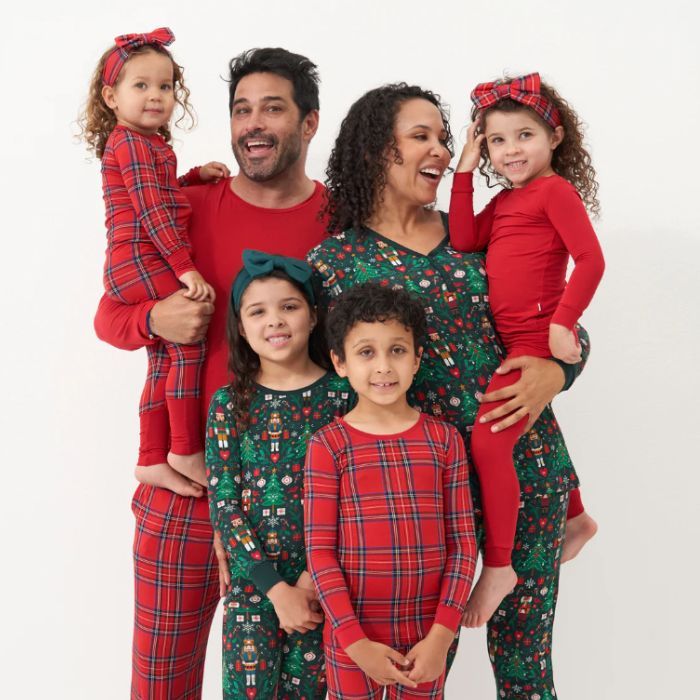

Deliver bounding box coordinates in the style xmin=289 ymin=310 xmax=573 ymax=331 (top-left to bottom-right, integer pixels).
xmin=106 ymin=258 xmax=206 ymax=465
xmin=131 ymin=484 xmax=220 ymax=699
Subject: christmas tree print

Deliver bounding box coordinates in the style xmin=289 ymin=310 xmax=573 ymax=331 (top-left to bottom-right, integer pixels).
xmin=240 ymin=432 xmax=257 ymax=465
xmin=354 ymin=261 xmax=372 ymax=284
xmin=262 ymin=470 xmax=285 ymax=508
xmin=217 ymin=470 xmax=237 ymax=500
xmin=465 ymin=258 xmax=488 ymax=294
xmin=282 ymin=641 xmax=305 ymax=680
xmin=504 ymin=649 xmax=530 ymax=681
xmin=522 ymin=538 xmax=549 ymax=572
xmin=289 ymin=422 xmax=314 ymax=461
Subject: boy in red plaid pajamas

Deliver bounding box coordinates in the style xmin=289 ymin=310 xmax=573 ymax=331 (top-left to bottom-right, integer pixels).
xmin=304 ymin=284 xmax=478 ymax=699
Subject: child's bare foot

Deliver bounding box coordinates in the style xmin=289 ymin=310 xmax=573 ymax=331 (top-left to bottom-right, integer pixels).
xmin=135 ymin=463 xmax=205 ymax=498
xmin=462 ymin=565 xmax=517 ymax=628
xmin=168 ymin=451 xmax=207 ymax=487
xmin=561 ymin=512 xmax=598 ymax=563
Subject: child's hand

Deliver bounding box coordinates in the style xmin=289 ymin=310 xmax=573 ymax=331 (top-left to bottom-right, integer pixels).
xmin=455 ymin=117 xmax=485 ymax=173
xmin=267 ymin=582 xmax=324 ymax=634
xmin=404 ymin=624 xmax=454 ymax=684
xmin=344 ymin=638 xmax=418 ymax=689
xmin=549 ymin=323 xmax=582 ymax=364
xmin=134 ymin=463 xmax=204 ymax=498
xmin=295 ymin=570 xmax=322 ymax=612
xmin=178 ymin=270 xmax=216 ymax=302
xmin=199 ymin=161 xmax=231 ymax=182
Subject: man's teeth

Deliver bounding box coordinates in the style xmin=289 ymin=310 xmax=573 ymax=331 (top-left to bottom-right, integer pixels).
xmin=247 ymin=140 xmax=272 ymax=149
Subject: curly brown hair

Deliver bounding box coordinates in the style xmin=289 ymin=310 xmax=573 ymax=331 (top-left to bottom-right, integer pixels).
xmin=323 ymin=83 xmax=454 ymax=234
xmin=473 ymin=77 xmax=600 ymax=216
xmin=226 ymin=270 xmax=329 ymax=430
xmin=79 ymin=44 xmax=195 ymax=159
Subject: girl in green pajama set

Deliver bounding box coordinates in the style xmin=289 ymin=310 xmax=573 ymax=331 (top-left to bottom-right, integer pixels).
xmin=206 ymin=250 xmax=354 ymax=699
xmin=309 ymin=83 xmax=589 ymax=699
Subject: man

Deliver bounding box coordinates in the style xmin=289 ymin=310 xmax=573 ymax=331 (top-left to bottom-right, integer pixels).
xmin=95 ymin=48 xmax=327 ymax=699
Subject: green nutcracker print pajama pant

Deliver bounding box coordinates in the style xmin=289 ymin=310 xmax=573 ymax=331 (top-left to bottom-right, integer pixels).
xmin=222 ymin=594 xmax=326 ymax=700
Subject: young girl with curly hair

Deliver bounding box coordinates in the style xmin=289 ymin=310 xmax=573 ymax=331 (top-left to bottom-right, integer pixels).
xmin=80 ymin=28 xmax=229 ymax=492
xmin=449 ymin=72 xmax=605 ymax=627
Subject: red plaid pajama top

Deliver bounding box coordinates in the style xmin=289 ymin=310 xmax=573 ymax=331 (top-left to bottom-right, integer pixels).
xmin=304 ymin=413 xmax=477 ymax=651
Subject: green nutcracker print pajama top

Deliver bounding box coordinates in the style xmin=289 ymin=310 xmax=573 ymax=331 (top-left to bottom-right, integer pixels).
xmin=308 ymin=225 xmax=589 ymax=699
xmin=206 ymin=372 xmax=355 ymax=700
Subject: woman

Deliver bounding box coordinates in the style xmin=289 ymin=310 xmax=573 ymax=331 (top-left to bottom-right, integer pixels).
xmin=308 ymin=83 xmax=588 ymax=698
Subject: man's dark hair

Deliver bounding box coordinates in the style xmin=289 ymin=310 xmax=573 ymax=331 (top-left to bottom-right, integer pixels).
xmin=228 ymin=47 xmax=320 ymax=117
xmin=326 ymin=283 xmax=426 ymax=361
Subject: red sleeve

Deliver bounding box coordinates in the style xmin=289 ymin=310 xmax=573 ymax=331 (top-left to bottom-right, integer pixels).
xmin=448 ymin=172 xmax=497 ymax=252
xmin=434 ymin=426 xmax=477 ymax=632
xmin=94 ymin=293 xmax=157 ymax=351
xmin=545 ymin=181 xmax=605 ymax=328
xmin=304 ymin=435 xmax=367 ymax=650
xmin=178 ymin=166 xmax=204 ymax=187
xmin=111 ymin=130 xmax=196 ymax=276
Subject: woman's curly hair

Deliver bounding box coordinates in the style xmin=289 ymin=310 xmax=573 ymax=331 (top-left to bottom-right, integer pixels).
xmin=473 ymin=77 xmax=599 ymax=216
xmin=324 ymin=83 xmax=454 ymax=234
xmin=79 ymin=44 xmax=195 ymax=159
xmin=226 ymin=270 xmax=329 ymax=430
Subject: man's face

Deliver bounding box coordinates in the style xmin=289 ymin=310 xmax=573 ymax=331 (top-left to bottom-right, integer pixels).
xmin=230 ymin=72 xmax=312 ymax=181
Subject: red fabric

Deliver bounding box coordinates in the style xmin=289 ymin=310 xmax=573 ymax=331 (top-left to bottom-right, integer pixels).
xmin=96 ymin=177 xmax=327 ymax=697
xmin=131 ymin=484 xmax=219 ymax=699
xmin=470 ymin=72 xmax=561 ymax=128
xmin=304 ymin=414 xmax=476 ymax=651
xmin=470 ymin=365 xmax=527 ymax=567
xmin=449 ymin=172 xmax=605 ymax=351
xmin=567 ymin=488 xmax=584 ymax=519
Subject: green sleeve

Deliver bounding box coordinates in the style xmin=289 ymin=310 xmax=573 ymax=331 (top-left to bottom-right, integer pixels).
xmin=553 ymin=323 xmax=591 ymax=391
xmin=205 ymin=390 xmax=283 ymax=594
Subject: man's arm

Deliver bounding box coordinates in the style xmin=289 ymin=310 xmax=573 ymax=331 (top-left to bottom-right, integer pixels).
xmin=94 ymin=290 xmax=214 ymax=350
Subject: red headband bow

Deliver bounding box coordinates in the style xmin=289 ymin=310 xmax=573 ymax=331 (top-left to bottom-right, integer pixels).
xmin=102 ymin=27 xmax=175 ymax=87
xmin=470 ymin=73 xmax=561 ymax=128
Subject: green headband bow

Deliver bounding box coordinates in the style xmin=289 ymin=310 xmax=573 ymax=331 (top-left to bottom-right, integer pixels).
xmin=231 ymin=249 xmax=316 ymax=311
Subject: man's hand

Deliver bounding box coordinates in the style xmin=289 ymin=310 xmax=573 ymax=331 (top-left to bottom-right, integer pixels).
xmin=266 ymin=582 xmax=324 ymax=634
xmin=405 ymin=624 xmax=454 ymax=684
xmin=344 ymin=638 xmax=418 ymax=689
xmin=479 ymin=356 xmax=566 ymax=432
xmin=149 ymin=289 xmax=214 ymax=344
xmin=213 ymin=532 xmax=231 ymax=598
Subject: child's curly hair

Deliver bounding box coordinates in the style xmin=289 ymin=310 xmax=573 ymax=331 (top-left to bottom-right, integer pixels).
xmin=79 ymin=44 xmax=195 ymax=159
xmin=473 ymin=77 xmax=600 ymax=216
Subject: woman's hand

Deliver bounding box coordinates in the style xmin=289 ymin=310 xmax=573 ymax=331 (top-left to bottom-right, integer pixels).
xmin=478 ymin=356 xmax=566 ymax=432
xmin=213 ymin=532 xmax=231 ymax=598
xmin=455 ymin=118 xmax=485 ymax=173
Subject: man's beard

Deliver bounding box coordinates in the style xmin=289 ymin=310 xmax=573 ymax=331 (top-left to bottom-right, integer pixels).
xmin=232 ymin=129 xmax=302 ymax=182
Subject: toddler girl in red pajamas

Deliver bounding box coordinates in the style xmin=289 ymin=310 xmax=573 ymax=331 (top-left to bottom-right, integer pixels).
xmin=81 ymin=28 xmax=229 ymax=486
xmin=305 ymin=284 xmax=477 ymax=699
xmin=449 ymin=72 xmax=604 ymax=626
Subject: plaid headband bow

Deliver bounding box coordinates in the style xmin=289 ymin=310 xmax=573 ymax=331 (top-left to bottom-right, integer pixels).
xmin=470 ymin=73 xmax=561 ymax=128
xmin=231 ymin=249 xmax=316 ymax=311
xmin=102 ymin=27 xmax=175 ymax=86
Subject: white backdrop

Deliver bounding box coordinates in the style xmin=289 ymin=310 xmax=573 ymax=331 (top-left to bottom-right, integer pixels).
xmin=3 ymin=1 xmax=698 ymax=697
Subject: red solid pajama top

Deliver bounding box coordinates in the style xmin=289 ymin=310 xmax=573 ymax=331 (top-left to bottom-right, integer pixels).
xmin=304 ymin=414 xmax=477 ymax=650
xmin=449 ymin=172 xmax=604 ymax=353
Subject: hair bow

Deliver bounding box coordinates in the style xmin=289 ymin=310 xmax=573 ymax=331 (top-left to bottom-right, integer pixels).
xmin=231 ymin=249 xmax=316 ymax=311
xmin=470 ymin=73 xmax=560 ymax=128
xmin=102 ymin=27 xmax=175 ymax=87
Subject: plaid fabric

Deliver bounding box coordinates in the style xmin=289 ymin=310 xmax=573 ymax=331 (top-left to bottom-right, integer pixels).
xmin=305 ymin=414 xmax=477 ymax=651
xmin=470 ymin=73 xmax=561 ymax=128
xmin=325 ymin=639 xmax=458 ymax=700
xmin=131 ymin=484 xmax=219 ymax=699
xmin=102 ymin=27 xmax=175 ymax=86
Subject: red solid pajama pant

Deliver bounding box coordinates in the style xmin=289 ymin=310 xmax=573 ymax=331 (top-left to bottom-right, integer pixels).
xmin=131 ymin=484 xmax=219 ymax=700
xmin=471 ymin=363 xmax=583 ymax=567
xmin=106 ymin=260 xmax=205 ymax=465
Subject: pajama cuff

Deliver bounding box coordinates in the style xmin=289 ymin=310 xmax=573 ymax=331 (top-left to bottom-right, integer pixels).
xmin=334 ymin=621 xmax=367 ymax=650
xmin=165 ymin=247 xmax=197 ymax=278
xmin=251 ymin=561 xmax=284 ymax=595
xmin=434 ymin=604 xmax=463 ymax=634
xmin=551 ymin=358 xmax=577 ymax=392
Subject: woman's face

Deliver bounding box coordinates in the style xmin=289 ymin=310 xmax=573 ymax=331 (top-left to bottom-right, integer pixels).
xmin=381 ymin=98 xmax=451 ymax=209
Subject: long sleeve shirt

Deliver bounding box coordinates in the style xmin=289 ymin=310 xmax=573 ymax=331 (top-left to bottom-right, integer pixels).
xmin=449 ymin=172 xmax=605 ymax=353
xmin=304 ymin=414 xmax=477 ymax=649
